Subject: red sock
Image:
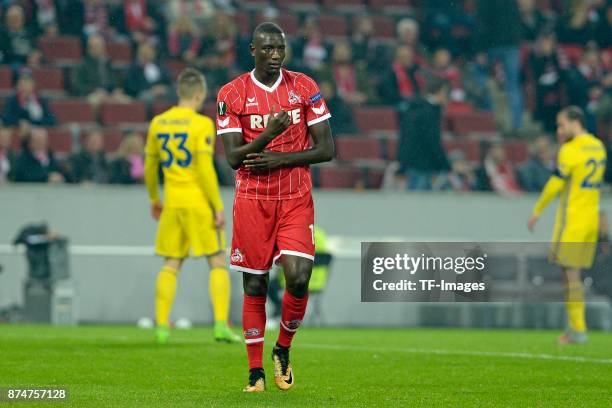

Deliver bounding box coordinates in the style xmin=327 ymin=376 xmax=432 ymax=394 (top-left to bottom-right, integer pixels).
xmin=243 ymin=294 xmax=266 ymax=369
xmin=277 ymin=291 xmax=309 ymax=348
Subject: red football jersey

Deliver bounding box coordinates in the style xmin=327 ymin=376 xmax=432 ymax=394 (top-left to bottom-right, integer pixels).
xmin=216 ymin=69 xmax=331 ymax=200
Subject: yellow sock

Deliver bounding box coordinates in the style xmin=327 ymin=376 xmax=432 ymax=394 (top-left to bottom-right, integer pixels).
xmin=156 ymin=266 xmax=178 ymax=326
xmin=209 ymin=267 xmax=230 ymax=323
xmin=566 ymin=282 xmax=586 ymax=333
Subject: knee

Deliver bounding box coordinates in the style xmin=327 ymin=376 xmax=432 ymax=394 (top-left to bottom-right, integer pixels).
xmin=285 ymin=264 xmax=312 ymax=298
xmin=243 ymin=275 xmax=268 ymax=297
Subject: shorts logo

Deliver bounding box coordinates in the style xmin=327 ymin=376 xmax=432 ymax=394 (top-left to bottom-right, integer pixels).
xmin=288 ymin=90 xmax=300 ymax=104
xmin=218 ymin=101 xmax=227 ymax=116
xmin=244 ymin=327 xmax=260 ymax=337
xmin=231 ymin=248 xmax=244 ymax=263
xmin=285 ymin=319 xmax=302 ymax=330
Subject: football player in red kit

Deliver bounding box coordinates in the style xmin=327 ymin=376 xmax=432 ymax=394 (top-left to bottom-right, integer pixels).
xmin=216 ymin=22 xmax=334 ymax=392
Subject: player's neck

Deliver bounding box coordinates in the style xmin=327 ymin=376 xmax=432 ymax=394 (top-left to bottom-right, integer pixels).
xmin=253 ymin=68 xmax=280 ymax=87
xmin=176 ymin=101 xmax=197 ymax=111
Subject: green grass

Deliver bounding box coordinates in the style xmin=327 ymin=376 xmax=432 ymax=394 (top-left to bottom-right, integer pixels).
xmin=1 ymin=325 xmax=611 ymax=407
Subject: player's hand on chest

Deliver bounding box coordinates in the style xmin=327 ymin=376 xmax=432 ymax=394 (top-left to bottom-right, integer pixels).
xmin=244 ymin=90 xmax=304 ymax=131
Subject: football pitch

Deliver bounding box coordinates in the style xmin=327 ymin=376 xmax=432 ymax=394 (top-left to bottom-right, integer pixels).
xmin=1 ymin=325 xmax=611 ymax=407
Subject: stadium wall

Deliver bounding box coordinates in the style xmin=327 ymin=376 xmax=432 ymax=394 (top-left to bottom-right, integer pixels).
xmin=1 ymin=185 xmax=610 ymax=327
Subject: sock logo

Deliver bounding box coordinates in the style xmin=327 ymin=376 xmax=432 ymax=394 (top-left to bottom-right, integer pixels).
xmin=284 ymin=319 xmax=302 ymax=331
xmin=244 ymin=327 xmax=260 ymax=337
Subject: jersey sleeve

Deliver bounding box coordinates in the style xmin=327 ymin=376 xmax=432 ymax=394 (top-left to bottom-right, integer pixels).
xmin=301 ymin=75 xmax=331 ymax=127
xmin=144 ymin=117 xmax=160 ymax=204
xmin=554 ymin=143 xmax=575 ymax=179
xmin=195 ymin=118 xmax=223 ymax=212
xmin=216 ymin=84 xmax=243 ymax=136
xmin=145 ymin=117 xmax=159 ymax=157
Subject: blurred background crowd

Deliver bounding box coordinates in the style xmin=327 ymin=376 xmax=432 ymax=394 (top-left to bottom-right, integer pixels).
xmin=0 ymin=0 xmax=610 ymax=192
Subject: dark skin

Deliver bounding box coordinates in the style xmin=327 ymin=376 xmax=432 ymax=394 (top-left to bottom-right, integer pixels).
xmin=221 ymin=31 xmax=334 ymax=299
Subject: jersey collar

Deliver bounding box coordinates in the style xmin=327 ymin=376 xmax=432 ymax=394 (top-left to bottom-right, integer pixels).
xmin=250 ymin=69 xmax=283 ymax=93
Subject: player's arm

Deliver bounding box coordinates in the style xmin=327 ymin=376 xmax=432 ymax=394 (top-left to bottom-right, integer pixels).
xmin=243 ymin=120 xmax=334 ymax=169
xmin=222 ymin=107 xmax=291 ymax=170
xmin=144 ymin=121 xmax=162 ymax=220
xmin=528 ymin=146 xmax=571 ymax=231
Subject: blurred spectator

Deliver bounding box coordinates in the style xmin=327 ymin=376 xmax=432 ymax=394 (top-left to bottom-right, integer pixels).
xmin=461 ymin=52 xmax=493 ymax=110
xmin=110 ymin=133 xmax=145 ymax=184
xmin=565 ymin=43 xmax=608 ymax=132
xmin=476 ymin=0 xmax=524 ymax=130
xmin=32 ymin=0 xmax=60 ymax=37
xmin=124 ymin=42 xmax=173 ymax=101
xmin=526 ymin=30 xmax=564 ymax=133
xmin=0 ymin=127 xmax=16 ymax=183
xmin=396 ymin=18 xmax=428 ymax=64
xmin=444 ymin=150 xmax=477 ymax=192
xmin=70 ymin=34 xmax=130 ymax=110
xmin=381 ymin=161 xmax=407 ymax=191
xmin=319 ymin=80 xmax=357 ymax=135
xmin=422 ymin=0 xmax=475 ymax=57
xmin=482 ymin=143 xmax=522 ymax=195
xmin=594 ymin=1 xmax=611 ymax=48
xmin=556 ymin=0 xmax=595 ymax=45
xmin=67 ymin=128 xmax=109 ymax=183
xmin=167 ymin=15 xmax=200 ymax=63
xmin=164 ymin=0 xmax=216 ymax=27
xmin=25 ymin=48 xmax=44 ymax=69
xmin=427 ymin=47 xmax=468 ymax=106
xmin=12 ymin=127 xmax=64 ymax=183
xmin=397 ymin=77 xmax=451 ymax=190
xmin=0 ymin=4 xmax=36 ymax=67
xmin=318 ymin=41 xmax=376 ymax=106
xmin=351 ymin=15 xmax=376 ymax=66
xmin=199 ymin=11 xmax=237 ymax=69
xmin=81 ymin=0 xmax=116 ymax=39
xmin=112 ymin=0 xmax=165 ymax=45
xmin=293 ymin=17 xmax=327 ymax=73
xmin=380 ymin=45 xmax=425 ymax=105
xmin=2 ymin=69 xmax=56 ymax=127
xmin=519 ymin=0 xmax=549 ymax=41
xmin=518 ymin=135 xmax=555 ymax=191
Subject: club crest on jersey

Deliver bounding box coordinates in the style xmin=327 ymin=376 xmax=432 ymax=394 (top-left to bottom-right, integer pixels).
xmin=218 ymin=101 xmax=227 ymax=116
xmin=231 ymin=248 xmax=244 ymax=263
xmin=288 ymin=90 xmax=300 ymax=104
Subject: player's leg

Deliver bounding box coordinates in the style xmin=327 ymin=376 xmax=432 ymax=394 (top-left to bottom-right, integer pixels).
xmin=272 ymin=255 xmax=312 ymax=390
xmin=154 ymin=208 xmax=189 ymax=344
xmin=155 ymin=257 xmax=183 ymax=344
xmin=271 ymin=194 xmax=316 ymax=391
xmin=560 ymin=267 xmax=587 ymax=344
xmin=242 ymin=272 xmax=269 ymax=392
xmin=206 ymin=251 xmax=240 ymax=343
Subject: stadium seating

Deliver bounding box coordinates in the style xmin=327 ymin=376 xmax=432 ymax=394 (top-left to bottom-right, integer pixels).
xmin=443 ymin=140 xmax=481 ymax=162
xmin=107 ymin=42 xmax=133 ymax=67
xmin=335 ymin=137 xmax=383 ymax=162
xmin=275 ymin=0 xmax=320 ymax=12
xmin=503 ymin=139 xmax=530 ymax=163
xmin=0 ymin=65 xmax=12 ymax=96
xmin=37 ymin=36 xmax=82 ymax=66
xmin=100 ymin=102 xmax=147 ymax=127
xmin=369 ymin=0 xmax=413 ymax=14
xmin=370 ymin=16 xmax=396 ymax=40
xmin=448 ymin=111 xmax=497 ymax=136
xmin=255 ymin=13 xmax=300 ymax=36
xmin=321 ymin=0 xmax=366 ymax=13
xmin=50 ymin=99 xmax=95 ymax=125
xmin=316 ymin=15 xmax=349 ymax=38
xmin=32 ymin=67 xmax=65 ymax=97
xmin=102 ymin=128 xmax=124 ymax=153
xmin=353 ymin=106 xmax=399 ymax=133
xmin=47 ymin=127 xmax=73 ymax=154
xmin=318 ymin=166 xmax=362 ymax=188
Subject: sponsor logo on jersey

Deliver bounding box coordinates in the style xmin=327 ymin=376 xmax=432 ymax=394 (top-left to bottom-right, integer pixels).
xmin=218 ymin=101 xmax=227 ymax=116
xmin=250 ymin=108 xmax=301 ymax=129
xmin=309 ymin=92 xmax=322 ymax=103
xmin=312 ymin=103 xmax=326 ymax=115
xmin=288 ymin=90 xmax=301 ymax=104
xmin=244 ymin=327 xmax=260 ymax=337
xmin=246 ymin=96 xmax=259 ymax=107
xmin=218 ymin=117 xmax=230 ymax=127
xmin=231 ymin=248 xmax=244 ymax=263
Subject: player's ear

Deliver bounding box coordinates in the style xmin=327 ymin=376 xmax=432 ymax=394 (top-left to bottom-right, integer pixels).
xmin=249 ymin=43 xmax=256 ymax=57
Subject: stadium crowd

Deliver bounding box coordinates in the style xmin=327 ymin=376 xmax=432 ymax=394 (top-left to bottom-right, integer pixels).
xmin=0 ymin=0 xmax=610 ymax=191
